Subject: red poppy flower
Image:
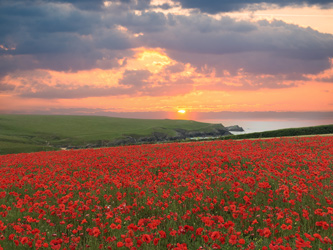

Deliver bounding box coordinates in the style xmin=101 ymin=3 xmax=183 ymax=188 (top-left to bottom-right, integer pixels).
xmin=142 ymin=234 xmax=151 ymax=243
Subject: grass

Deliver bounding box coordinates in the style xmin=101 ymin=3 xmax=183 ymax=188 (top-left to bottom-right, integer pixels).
xmin=0 ymin=141 xmax=58 ymax=155
xmin=1 ymin=114 xmax=332 ymax=155
xmin=0 ymin=114 xmax=223 ymax=155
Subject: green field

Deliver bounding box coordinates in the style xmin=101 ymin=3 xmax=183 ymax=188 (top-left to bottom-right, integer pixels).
xmin=0 ymin=114 xmax=226 ymax=155
xmin=1 ymin=114 xmax=332 ymax=155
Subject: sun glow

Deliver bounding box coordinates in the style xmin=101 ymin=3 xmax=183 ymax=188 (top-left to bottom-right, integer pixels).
xmin=178 ymin=109 xmax=186 ymax=114
xmin=134 ymin=48 xmax=173 ymax=72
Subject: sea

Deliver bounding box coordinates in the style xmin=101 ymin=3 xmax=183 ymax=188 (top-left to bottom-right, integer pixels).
xmin=199 ymin=119 xmax=333 ymax=135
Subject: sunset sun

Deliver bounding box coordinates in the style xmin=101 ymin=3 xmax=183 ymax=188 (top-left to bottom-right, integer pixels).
xmin=178 ymin=109 xmax=186 ymax=114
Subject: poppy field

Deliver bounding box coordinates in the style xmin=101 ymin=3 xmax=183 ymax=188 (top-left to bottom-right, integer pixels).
xmin=0 ymin=136 xmax=332 ymax=250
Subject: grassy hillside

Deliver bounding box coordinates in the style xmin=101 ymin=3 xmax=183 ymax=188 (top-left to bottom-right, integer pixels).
xmin=0 ymin=114 xmax=225 ymax=155
xmin=1 ymin=114 xmax=331 ymax=155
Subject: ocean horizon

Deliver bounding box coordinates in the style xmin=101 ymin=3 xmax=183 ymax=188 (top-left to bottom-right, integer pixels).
xmin=199 ymin=118 xmax=333 ymax=134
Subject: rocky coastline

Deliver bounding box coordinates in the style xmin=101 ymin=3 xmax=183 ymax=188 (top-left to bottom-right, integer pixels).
xmin=64 ymin=124 xmax=243 ymax=150
xmin=226 ymin=125 xmax=245 ymax=132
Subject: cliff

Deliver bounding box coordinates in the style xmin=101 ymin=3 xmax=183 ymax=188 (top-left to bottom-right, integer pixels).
xmin=226 ymin=125 xmax=244 ymax=132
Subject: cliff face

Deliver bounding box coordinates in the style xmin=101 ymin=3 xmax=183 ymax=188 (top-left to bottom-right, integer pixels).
xmin=226 ymin=125 xmax=244 ymax=132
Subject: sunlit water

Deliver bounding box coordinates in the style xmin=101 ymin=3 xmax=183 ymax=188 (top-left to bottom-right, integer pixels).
xmin=199 ymin=119 xmax=333 ymax=134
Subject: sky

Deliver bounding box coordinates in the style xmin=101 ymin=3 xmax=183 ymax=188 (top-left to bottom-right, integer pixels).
xmin=0 ymin=0 xmax=333 ymax=121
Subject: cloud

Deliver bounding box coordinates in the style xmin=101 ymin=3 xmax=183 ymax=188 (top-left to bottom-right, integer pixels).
xmin=195 ymin=111 xmax=333 ymax=121
xmin=118 ymin=11 xmax=168 ymax=33
xmin=145 ymin=15 xmax=333 ymax=60
xmin=15 ymin=79 xmax=193 ymax=99
xmin=1 ymin=0 xmax=333 ymax=94
xmin=6 ymin=107 xmax=333 ymax=123
xmin=142 ymin=15 xmax=333 ymax=79
xmin=173 ymin=0 xmax=333 ymax=14
xmin=0 ymin=82 xmax=15 ymax=92
xmin=0 ymin=1 xmax=137 ymax=74
xmin=2 ymin=1 xmax=333 ymax=75
xmin=164 ymin=63 xmax=186 ymax=74
xmin=7 ymin=107 xmax=174 ymax=119
xmin=10 ymin=64 xmax=195 ymax=99
xmin=0 ymin=2 xmax=100 ymax=37
xmin=53 ymin=0 xmax=106 ymax=10
xmin=200 ymin=74 xmax=298 ymax=92
xmin=119 ymin=70 xmax=151 ymax=86
xmin=18 ymin=84 xmax=133 ymax=99
xmin=141 ymin=78 xmax=194 ymax=96
xmin=320 ymin=76 xmax=333 ymax=83
xmin=0 ymin=0 xmax=152 ymax=11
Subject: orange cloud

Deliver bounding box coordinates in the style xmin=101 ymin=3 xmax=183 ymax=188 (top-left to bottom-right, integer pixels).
xmin=1 ymin=47 xmax=332 ymax=114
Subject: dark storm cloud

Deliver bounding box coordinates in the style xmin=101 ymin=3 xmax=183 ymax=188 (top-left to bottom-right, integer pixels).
xmin=174 ymin=0 xmax=333 ymax=14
